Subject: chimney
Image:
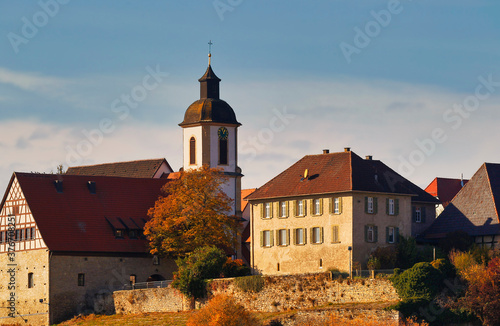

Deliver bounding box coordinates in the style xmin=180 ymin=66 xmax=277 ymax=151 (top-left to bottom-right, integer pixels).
xmin=323 ymin=149 xmax=329 ymax=154
xmin=344 ymin=147 xmax=351 ymax=152
xmin=365 ymin=155 xmax=373 ymax=160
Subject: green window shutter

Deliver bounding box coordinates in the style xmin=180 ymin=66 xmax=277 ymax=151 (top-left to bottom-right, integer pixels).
xmin=260 ymin=204 xmax=264 ymax=219
xmin=421 ymin=207 xmax=427 ymax=223
xmin=270 ymin=231 xmax=274 ymax=247
xmin=260 ymin=231 xmax=264 ymax=247
xmin=329 ymin=198 xmax=333 ymax=214
xmin=412 ymin=206 xmax=416 ymax=222
xmin=338 ymin=197 xmax=343 ymax=214
xmin=304 ymin=228 xmax=307 ymax=244
xmin=374 ymin=197 xmax=378 ymax=214
xmin=364 ymin=197 xmax=368 ymax=213
xmin=374 ymin=226 xmax=378 ymax=243
xmin=386 ymin=227 xmax=390 ymax=243
xmin=292 ymin=228 xmax=297 ymax=245
xmin=395 ymin=199 xmax=399 ymax=215
xmin=396 ymin=227 xmax=400 ymax=243
xmin=386 ymin=198 xmax=389 ymax=215
xmin=364 ymin=225 xmax=368 ymax=242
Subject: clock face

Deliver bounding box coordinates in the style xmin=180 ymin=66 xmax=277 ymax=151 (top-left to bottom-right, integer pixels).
xmin=218 ymin=127 xmax=229 ymax=140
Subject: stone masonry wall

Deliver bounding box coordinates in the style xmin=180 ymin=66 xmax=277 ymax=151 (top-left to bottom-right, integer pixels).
xmin=114 ymin=273 xmax=399 ymax=315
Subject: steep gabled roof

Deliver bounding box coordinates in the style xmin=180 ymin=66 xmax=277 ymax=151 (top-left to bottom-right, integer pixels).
xmin=425 ymin=177 xmax=468 ymax=208
xmin=241 ymin=188 xmax=257 ymax=213
xmin=424 ymin=163 xmax=500 ymax=239
xmin=11 ymin=172 xmax=168 ymax=253
xmin=246 ymin=150 xmax=438 ymax=203
xmin=66 ymin=158 xmax=172 ymax=179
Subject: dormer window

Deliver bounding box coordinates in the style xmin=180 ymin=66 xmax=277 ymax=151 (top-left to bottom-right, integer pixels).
xmin=115 ymin=229 xmax=124 ymax=238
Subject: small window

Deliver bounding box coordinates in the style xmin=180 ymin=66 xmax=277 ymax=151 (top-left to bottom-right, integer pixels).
xmin=415 ymin=208 xmax=422 ymax=223
xmin=25 ymin=228 xmax=30 ymax=240
xmin=280 ymin=201 xmax=288 ymax=218
xmin=20 ymin=229 xmax=25 ymax=241
xmin=0 ymin=231 xmax=4 ymax=243
xmin=313 ymin=199 xmax=321 ymax=215
xmin=78 ymin=273 xmax=85 ymax=286
xmin=332 ymin=225 xmax=340 ymax=243
xmin=153 ymin=255 xmax=160 ymax=265
xmin=334 ymin=197 xmax=341 ymax=214
xmin=277 ymin=229 xmax=288 ymax=246
xmin=28 ymin=272 xmax=34 ymax=288
xmin=189 ymin=137 xmax=196 ymax=165
xmin=311 ymin=227 xmax=323 ymax=244
xmin=264 ymin=203 xmax=272 ymax=219
xmin=365 ymin=225 xmax=378 ymax=243
xmin=30 ymin=227 xmax=35 ymax=240
xmin=387 ymin=227 xmax=395 ymax=244
xmin=219 ymin=139 xmax=228 ymax=165
xmin=115 ymin=229 xmax=124 ymax=238
xmin=261 ymin=230 xmax=273 ymax=247
xmin=297 ymin=200 xmax=305 ymax=217
xmin=15 ymin=229 xmax=20 ymax=241
xmin=130 ymin=274 xmax=137 ymax=286
xmin=367 ymin=197 xmax=374 ymax=213
xmin=277 ymin=263 xmax=280 ymax=271
xmin=388 ymin=199 xmax=395 ymax=215
xmin=294 ymin=228 xmax=306 ymax=245
xmin=128 ymin=230 xmax=138 ymax=239
xmin=319 ymin=259 xmax=323 ymax=268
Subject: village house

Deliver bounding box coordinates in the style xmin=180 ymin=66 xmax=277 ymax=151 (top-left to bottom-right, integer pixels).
xmin=246 ymin=148 xmax=439 ymax=275
xmin=423 ymin=163 xmax=500 ymax=249
xmin=425 ymin=177 xmax=468 ymax=217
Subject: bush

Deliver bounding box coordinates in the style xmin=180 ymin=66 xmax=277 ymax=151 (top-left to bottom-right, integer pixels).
xmin=234 ymin=275 xmax=265 ymax=293
xmin=367 ymin=256 xmax=381 ymax=270
xmin=222 ymin=258 xmax=251 ymax=277
xmin=391 ymin=262 xmax=444 ymax=301
xmin=172 ymin=246 xmax=227 ymax=299
xmin=371 ymin=246 xmax=397 ymax=269
xmin=187 ymin=294 xmax=260 ymax=326
xmin=430 ymin=258 xmax=455 ymax=279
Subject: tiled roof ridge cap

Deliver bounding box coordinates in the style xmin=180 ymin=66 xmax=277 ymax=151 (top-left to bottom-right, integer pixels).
xmin=68 ymin=158 xmax=166 ymax=169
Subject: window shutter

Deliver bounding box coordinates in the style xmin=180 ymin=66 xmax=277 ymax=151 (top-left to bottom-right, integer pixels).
xmin=285 ymin=201 xmax=289 ymax=217
xmin=329 ymin=198 xmax=333 ymax=214
xmin=275 ymin=230 xmax=279 ymax=245
xmin=421 ymin=207 xmax=427 ymax=223
xmin=386 ymin=198 xmax=389 ymax=215
xmin=374 ymin=197 xmax=378 ymax=214
xmin=395 ymin=199 xmax=399 ymax=215
xmin=293 ymin=228 xmax=297 ymax=245
xmin=309 ymin=200 xmax=313 ymax=216
xmin=374 ymin=226 xmax=378 ymax=243
xmin=304 ymin=228 xmax=307 ymax=244
xmin=294 ymin=201 xmax=298 ymax=216
xmin=338 ymin=197 xmax=343 ymax=214
xmin=364 ymin=225 xmax=368 ymax=242
xmin=332 ymin=225 xmax=339 ymax=243
xmin=260 ymin=231 xmax=264 ymax=247
xmin=320 ymin=227 xmax=324 ymax=243
xmin=364 ymin=197 xmax=368 ymax=213
xmin=319 ymin=198 xmax=323 ymax=215
xmin=304 ymin=200 xmax=307 ymax=216
xmin=260 ymin=204 xmax=264 ymax=219
xmin=396 ymin=227 xmax=400 ymax=243
xmin=270 ymin=232 xmax=274 ymax=247
xmin=412 ymin=206 xmax=416 ymax=222
xmin=310 ymin=228 xmax=314 ymax=243
xmin=386 ymin=227 xmax=390 ymax=243
xmin=287 ymin=229 xmax=290 ymax=246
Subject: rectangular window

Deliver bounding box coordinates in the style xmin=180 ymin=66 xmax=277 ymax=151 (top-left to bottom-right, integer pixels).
xmin=313 ymin=199 xmax=321 ymax=215
xmin=367 ymin=226 xmax=374 ymax=242
xmin=297 ymin=200 xmax=305 ymax=217
xmin=30 ymin=227 xmax=35 ymax=240
xmin=278 ymin=229 xmax=288 ymax=246
xmin=332 ymin=225 xmax=340 ymax=243
xmin=20 ymin=229 xmax=25 ymax=241
xmin=0 ymin=231 xmax=4 ymax=243
xmin=367 ymin=197 xmax=374 ymax=213
xmin=261 ymin=230 xmax=273 ymax=247
xmin=15 ymin=229 xmax=20 ymax=241
xmin=153 ymin=255 xmax=160 ymax=265
xmin=280 ymin=201 xmax=288 ymax=218
xmin=311 ymin=227 xmax=323 ymax=244
xmin=415 ymin=208 xmax=422 ymax=223
xmin=78 ymin=273 xmax=85 ymax=286
xmin=294 ymin=228 xmax=306 ymax=245
xmin=26 ymin=228 xmax=30 ymax=240
xmin=265 ymin=202 xmax=272 ymax=219
xmin=388 ymin=199 xmax=395 ymax=215
xmin=28 ymin=272 xmax=34 ymax=288
xmin=219 ymin=139 xmax=228 ymax=165
xmin=115 ymin=229 xmax=124 ymax=238
xmin=387 ymin=227 xmax=395 ymax=243
xmin=334 ymin=198 xmax=340 ymax=214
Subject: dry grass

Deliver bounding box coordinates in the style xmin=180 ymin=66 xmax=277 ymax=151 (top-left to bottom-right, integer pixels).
xmin=57 ymin=312 xmax=194 ymax=326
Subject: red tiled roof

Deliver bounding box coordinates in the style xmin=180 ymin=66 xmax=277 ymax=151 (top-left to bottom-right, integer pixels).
xmin=424 ymin=163 xmax=500 ymax=239
xmin=241 ymin=188 xmax=256 ymax=212
xmin=11 ymin=173 xmax=169 ymax=253
xmin=425 ymin=177 xmax=468 ymax=208
xmin=66 ymin=159 xmax=171 ymax=178
xmin=246 ymin=151 xmax=438 ymax=203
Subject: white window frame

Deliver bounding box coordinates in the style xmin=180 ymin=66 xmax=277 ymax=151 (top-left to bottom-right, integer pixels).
xmin=388 ymin=198 xmax=395 ymax=215
xmin=367 ymin=226 xmax=374 ymax=243
xmin=313 ymin=199 xmax=321 ymax=215
xmin=297 ymin=200 xmax=304 ymax=216
xmin=334 ymin=198 xmax=340 ymax=214
xmin=280 ymin=201 xmax=287 ymax=218
xmin=263 ymin=230 xmax=272 ymax=247
xmin=388 ymin=226 xmax=395 ymax=243
xmin=278 ymin=229 xmax=287 ymax=246
xmin=295 ymin=228 xmax=305 ymax=245
xmin=265 ymin=202 xmax=272 ymax=219
xmin=312 ymin=227 xmax=322 ymax=244
xmin=415 ymin=207 xmax=422 ymax=223
xmin=367 ymin=197 xmax=374 ymax=214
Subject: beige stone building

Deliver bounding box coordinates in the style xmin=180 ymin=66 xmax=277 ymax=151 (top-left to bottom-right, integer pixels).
xmin=246 ymin=148 xmax=438 ymax=275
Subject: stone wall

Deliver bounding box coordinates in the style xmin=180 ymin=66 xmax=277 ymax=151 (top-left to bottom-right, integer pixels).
xmin=113 ymin=273 xmax=399 ymax=315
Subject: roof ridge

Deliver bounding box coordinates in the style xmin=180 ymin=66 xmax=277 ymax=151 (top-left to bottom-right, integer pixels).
xmin=68 ymin=158 xmax=165 ymax=169
xmin=483 ymin=163 xmax=500 ymax=222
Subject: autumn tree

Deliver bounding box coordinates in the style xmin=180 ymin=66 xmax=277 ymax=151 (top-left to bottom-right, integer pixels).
xmin=144 ymin=165 xmax=239 ymax=258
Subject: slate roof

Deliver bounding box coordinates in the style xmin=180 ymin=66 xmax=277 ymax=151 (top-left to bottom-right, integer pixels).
xmin=424 ymin=163 xmax=500 ymax=239
xmin=246 ymin=150 xmax=438 ymax=203
xmin=425 ymin=177 xmax=468 ymax=208
xmin=66 ymin=159 xmax=171 ymax=179
xmin=3 ymin=172 xmax=169 ymax=253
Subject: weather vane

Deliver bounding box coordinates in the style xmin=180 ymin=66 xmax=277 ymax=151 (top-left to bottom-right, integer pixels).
xmin=208 ymin=40 xmax=213 ymax=65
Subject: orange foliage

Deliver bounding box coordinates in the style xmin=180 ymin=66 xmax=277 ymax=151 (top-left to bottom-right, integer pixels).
xmin=144 ymin=166 xmax=239 ymax=257
xmin=187 ymin=295 xmax=259 ymax=326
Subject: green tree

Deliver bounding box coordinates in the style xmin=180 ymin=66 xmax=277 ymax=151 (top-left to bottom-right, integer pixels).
xmin=144 ymin=165 xmax=239 ymax=258
xmin=172 ymin=246 xmax=227 ymax=299
xmin=391 ymin=262 xmax=445 ymax=301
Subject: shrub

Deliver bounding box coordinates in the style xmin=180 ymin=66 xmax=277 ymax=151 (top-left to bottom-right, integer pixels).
xmin=172 ymin=246 xmax=227 ymax=299
xmin=391 ymin=262 xmax=444 ymax=301
xmin=222 ymin=258 xmax=251 ymax=277
xmin=371 ymin=246 xmax=397 ymax=269
xmin=187 ymin=294 xmax=260 ymax=326
xmin=430 ymin=258 xmax=455 ymax=279
xmin=367 ymin=256 xmax=381 ymax=270
xmin=234 ymin=275 xmax=265 ymax=293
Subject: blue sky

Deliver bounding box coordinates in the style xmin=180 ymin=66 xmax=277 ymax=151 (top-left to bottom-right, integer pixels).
xmin=1 ymin=1 xmax=500 ymax=190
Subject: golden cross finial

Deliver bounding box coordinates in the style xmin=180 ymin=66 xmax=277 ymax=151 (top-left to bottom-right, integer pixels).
xmin=208 ymin=40 xmax=213 ymax=65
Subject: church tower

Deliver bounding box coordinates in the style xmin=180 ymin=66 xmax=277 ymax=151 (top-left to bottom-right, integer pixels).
xmin=179 ymin=55 xmax=242 ymax=217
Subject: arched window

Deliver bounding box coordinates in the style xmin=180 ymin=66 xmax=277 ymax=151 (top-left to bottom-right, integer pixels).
xmin=219 ymin=139 xmax=228 ymax=165
xmin=28 ymin=272 xmax=34 ymax=288
xmin=189 ymin=137 xmax=196 ymax=165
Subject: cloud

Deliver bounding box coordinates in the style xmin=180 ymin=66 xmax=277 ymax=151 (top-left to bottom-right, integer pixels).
xmin=0 ymin=67 xmax=69 ymax=93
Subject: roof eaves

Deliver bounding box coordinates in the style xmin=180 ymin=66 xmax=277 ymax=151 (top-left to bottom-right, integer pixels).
xmin=0 ymin=173 xmax=16 ymax=213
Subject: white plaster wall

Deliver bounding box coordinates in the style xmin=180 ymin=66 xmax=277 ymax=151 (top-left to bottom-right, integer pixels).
xmin=209 ymin=126 xmax=237 ymax=172
xmin=182 ymin=126 xmax=203 ymax=170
